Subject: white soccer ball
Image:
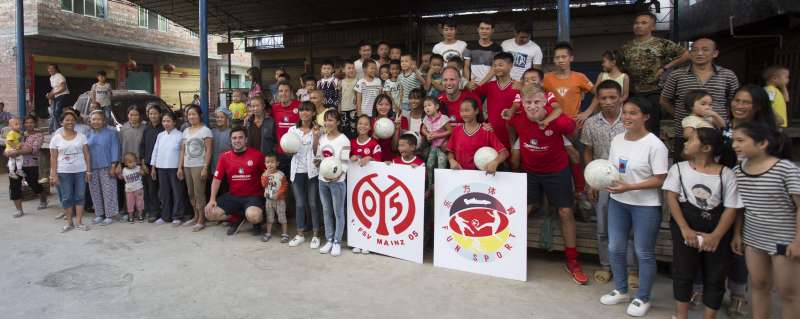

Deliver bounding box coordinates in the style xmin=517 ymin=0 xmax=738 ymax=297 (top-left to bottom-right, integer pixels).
xmin=320 ymin=157 xmax=343 ymax=181
xmin=374 ymin=118 xmax=395 ymax=139
xmin=280 ymin=132 xmax=302 ymax=154
xmin=474 ymin=146 xmax=498 ymax=171
xmin=584 ymin=159 xmax=620 ymax=190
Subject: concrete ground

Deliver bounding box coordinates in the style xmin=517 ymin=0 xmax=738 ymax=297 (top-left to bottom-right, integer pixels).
xmin=0 ymin=178 xmax=753 ymax=319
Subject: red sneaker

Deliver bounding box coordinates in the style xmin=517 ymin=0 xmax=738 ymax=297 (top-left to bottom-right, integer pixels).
xmin=565 ymin=263 xmax=589 ymax=285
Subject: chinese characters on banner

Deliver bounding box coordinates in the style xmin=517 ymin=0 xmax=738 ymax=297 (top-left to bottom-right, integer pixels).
xmin=347 ymin=162 xmax=425 ymax=264
xmin=433 ymin=169 xmax=528 ymax=281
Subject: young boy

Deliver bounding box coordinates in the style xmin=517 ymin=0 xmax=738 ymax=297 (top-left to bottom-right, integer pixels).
xmin=389 ymin=134 xmax=424 ymax=167
xmin=317 ymin=60 xmax=341 ymax=107
xmin=426 ymin=54 xmax=445 ymax=98
xmin=339 ymin=62 xmax=358 ymax=137
xmin=471 ymin=52 xmax=519 ymax=150
xmin=507 ymin=85 xmax=587 ymax=285
xmin=398 ymin=54 xmax=426 ymax=113
xmin=354 ymin=41 xmax=376 ymax=80
xmin=91 ymin=70 xmax=113 ymax=120
xmin=383 ymin=61 xmax=402 ymax=113
xmin=419 ymin=53 xmax=432 ymax=75
xmin=432 ymin=18 xmax=467 ymax=63
xmin=228 ymin=90 xmax=247 ymax=126
xmin=763 ymin=65 xmax=791 ymax=127
xmin=5 ymin=117 xmax=24 ymax=179
xmin=261 ymin=153 xmax=289 ymax=243
xmin=389 ymin=47 xmax=402 ymax=61
xmin=296 ymin=75 xmax=316 ymax=102
xmin=354 ymin=60 xmax=383 ymax=117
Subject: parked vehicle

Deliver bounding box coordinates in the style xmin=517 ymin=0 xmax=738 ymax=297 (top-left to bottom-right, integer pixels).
xmin=73 ymin=90 xmax=175 ymax=129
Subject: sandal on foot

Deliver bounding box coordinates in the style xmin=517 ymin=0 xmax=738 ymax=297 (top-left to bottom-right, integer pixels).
xmin=192 ymin=224 xmax=206 ymax=232
xmin=61 ymin=225 xmax=75 ymax=233
xmin=261 ymin=233 xmax=272 ymax=242
xmin=594 ymin=268 xmax=612 ymax=284
xmin=13 ymin=211 xmax=24 ymax=218
xmin=75 ymin=224 xmax=89 ymax=231
xmin=280 ymin=234 xmax=290 ymax=243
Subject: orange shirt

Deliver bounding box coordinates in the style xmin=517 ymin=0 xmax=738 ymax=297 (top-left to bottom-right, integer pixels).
xmin=543 ymin=71 xmax=594 ymax=118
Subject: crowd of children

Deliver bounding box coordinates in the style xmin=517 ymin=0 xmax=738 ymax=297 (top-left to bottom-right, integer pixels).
xmin=6 ymin=13 xmax=799 ymax=319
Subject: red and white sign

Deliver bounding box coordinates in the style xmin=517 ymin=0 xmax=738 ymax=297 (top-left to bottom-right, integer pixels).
xmin=433 ymin=169 xmax=528 ymax=281
xmin=347 ymin=162 xmax=425 ymax=263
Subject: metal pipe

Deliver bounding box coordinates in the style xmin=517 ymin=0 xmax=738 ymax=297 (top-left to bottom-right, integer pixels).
xmin=199 ymin=0 xmax=209 ymax=123
xmin=16 ymin=0 xmax=25 ymax=117
xmin=227 ymin=28 xmax=232 ymax=105
xmin=557 ymin=0 xmax=570 ymax=43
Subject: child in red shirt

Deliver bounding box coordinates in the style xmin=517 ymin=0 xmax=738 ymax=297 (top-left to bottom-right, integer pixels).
xmin=350 ymin=115 xmax=383 ymax=166
xmin=389 ymin=134 xmax=425 ymax=167
xmin=446 ymin=98 xmax=508 ymax=173
xmin=371 ymin=94 xmax=408 ymax=159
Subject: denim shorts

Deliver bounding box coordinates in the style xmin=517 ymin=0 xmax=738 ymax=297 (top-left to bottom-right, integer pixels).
xmin=57 ymin=172 xmax=86 ymax=208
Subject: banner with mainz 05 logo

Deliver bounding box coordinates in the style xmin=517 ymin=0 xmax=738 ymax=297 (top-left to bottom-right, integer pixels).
xmin=433 ymin=169 xmax=528 ymax=281
xmin=347 ymin=162 xmax=425 ymax=264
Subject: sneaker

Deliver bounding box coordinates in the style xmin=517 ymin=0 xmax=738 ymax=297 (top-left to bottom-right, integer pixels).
xmin=102 ymin=218 xmax=113 ymax=226
xmin=361 ymin=248 xmax=370 ymax=254
xmin=155 ymin=218 xmax=166 ymax=225
xmin=319 ymin=242 xmax=332 ymax=254
xmin=280 ymin=234 xmax=290 ymax=243
xmin=626 ymin=299 xmax=650 ymax=317
xmin=37 ymin=201 xmax=48 ymax=210
xmin=600 ymin=290 xmax=630 ymax=305
xmin=309 ymin=237 xmax=320 ymax=249
xmin=331 ymin=243 xmax=341 ymax=256
xmin=13 ymin=211 xmax=24 ymax=218
xmin=352 ymin=247 xmax=362 ymax=253
xmin=565 ymin=263 xmax=589 ymax=285
xmin=127 ymin=215 xmax=134 ymax=223
xmin=226 ymin=220 xmax=243 ymax=236
xmin=172 ymin=219 xmax=182 ymax=227
xmin=148 ymin=216 xmax=159 ymax=223
xmin=92 ymin=216 xmax=104 ymax=224
xmin=288 ymin=235 xmax=305 ymax=247
xmin=261 ymin=233 xmax=272 ymax=242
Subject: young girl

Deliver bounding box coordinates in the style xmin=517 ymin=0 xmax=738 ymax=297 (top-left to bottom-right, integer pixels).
xmin=120 ymin=152 xmax=146 ymax=223
xmin=581 ymin=50 xmax=629 ymax=119
xmin=663 ymin=128 xmax=742 ymax=319
xmin=350 ymin=115 xmax=382 ymax=167
xmin=178 ymin=105 xmax=212 ymax=231
xmin=286 ymin=102 xmax=322 ymax=249
xmin=421 ymin=96 xmax=451 ymax=187
xmin=731 ymin=122 xmax=800 ymax=319
xmin=675 ymin=90 xmax=725 ymax=160
xmin=600 ymin=97 xmax=668 ymax=317
xmin=150 ymin=112 xmax=185 ymax=226
xmin=372 ymin=94 xmax=408 ymax=160
xmin=405 ymin=88 xmax=425 ymax=134
xmin=316 ymin=109 xmax=350 ymax=257
xmin=446 ymin=98 xmax=507 ymax=173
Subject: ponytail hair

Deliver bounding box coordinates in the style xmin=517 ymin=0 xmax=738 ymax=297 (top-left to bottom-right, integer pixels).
xmin=734 ymin=121 xmax=791 ymax=159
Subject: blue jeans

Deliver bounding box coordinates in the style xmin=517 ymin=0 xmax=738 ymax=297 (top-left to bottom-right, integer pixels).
xmin=319 ymin=179 xmax=346 ymax=243
xmin=57 ymin=172 xmax=86 ymax=209
xmin=595 ymin=191 xmax=637 ymax=270
xmin=292 ymin=173 xmax=320 ymax=232
xmin=608 ymin=198 xmax=662 ymax=302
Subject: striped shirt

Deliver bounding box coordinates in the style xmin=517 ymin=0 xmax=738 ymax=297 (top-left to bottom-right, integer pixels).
xmin=397 ymin=71 xmax=423 ymax=106
xmin=579 ymin=109 xmax=625 ymax=160
xmin=660 ymin=64 xmax=739 ymax=137
xmin=734 ymin=159 xmax=800 ymax=254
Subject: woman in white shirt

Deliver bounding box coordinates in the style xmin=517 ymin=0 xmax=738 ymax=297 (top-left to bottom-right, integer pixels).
xmin=49 ymin=112 xmax=91 ymax=232
xmin=150 ymin=112 xmax=185 ymax=226
xmin=286 ymin=102 xmax=322 ymax=248
xmin=178 ymin=105 xmax=213 ymax=231
xmin=599 ymin=97 xmax=669 ymax=317
xmin=316 ymin=109 xmax=350 ymax=257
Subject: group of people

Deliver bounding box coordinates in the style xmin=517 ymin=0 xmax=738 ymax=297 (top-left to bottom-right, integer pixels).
xmin=6 ymin=11 xmax=799 ymax=319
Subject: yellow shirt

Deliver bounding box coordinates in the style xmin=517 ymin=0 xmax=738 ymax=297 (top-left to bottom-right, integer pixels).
xmin=228 ymin=102 xmax=247 ymax=120
xmin=765 ymin=85 xmax=787 ymax=127
xmin=5 ymin=130 xmax=21 ymax=149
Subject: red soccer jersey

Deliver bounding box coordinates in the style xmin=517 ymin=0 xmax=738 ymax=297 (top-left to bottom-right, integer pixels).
xmin=272 ymin=100 xmax=300 ymax=154
xmin=446 ymin=124 xmax=506 ymax=170
xmin=473 ymin=80 xmax=519 ymax=149
xmin=213 ymin=148 xmax=266 ymax=197
xmin=438 ymin=90 xmax=482 ymax=124
xmin=371 ymin=116 xmax=409 ymax=160
xmin=350 ymin=137 xmax=383 ymax=161
xmin=509 ymin=113 xmax=575 ymax=173
xmin=392 ymin=155 xmax=424 ymax=166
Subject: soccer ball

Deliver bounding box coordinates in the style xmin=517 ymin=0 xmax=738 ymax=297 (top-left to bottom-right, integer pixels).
xmin=280 ymin=133 xmax=302 ymax=154
xmin=374 ymin=118 xmax=395 ymax=139
xmin=473 ymin=147 xmax=498 ymax=171
xmin=584 ymin=159 xmax=620 ymax=190
xmin=320 ymin=157 xmax=343 ymax=181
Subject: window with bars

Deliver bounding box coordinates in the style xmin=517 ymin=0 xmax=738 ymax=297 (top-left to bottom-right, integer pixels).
xmin=138 ymin=6 xmax=169 ymax=32
xmin=61 ymin=0 xmax=106 ymax=18
xmin=138 ymin=6 xmax=149 ymax=27
xmin=158 ymin=15 xmax=169 ymax=32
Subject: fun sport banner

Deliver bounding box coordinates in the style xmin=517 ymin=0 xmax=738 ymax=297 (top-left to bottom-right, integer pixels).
xmin=347 ymin=161 xmax=425 ymax=264
xmin=433 ymin=169 xmax=528 ymax=281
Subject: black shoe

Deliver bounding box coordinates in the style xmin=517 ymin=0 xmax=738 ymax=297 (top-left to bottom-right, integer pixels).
xmin=127 ymin=215 xmax=134 ymax=223
xmin=251 ymin=225 xmax=263 ymax=236
xmin=227 ymin=220 xmax=243 ymax=236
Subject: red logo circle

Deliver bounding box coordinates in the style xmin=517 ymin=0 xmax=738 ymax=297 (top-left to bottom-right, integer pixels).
xmin=352 ymin=173 xmax=415 ymax=236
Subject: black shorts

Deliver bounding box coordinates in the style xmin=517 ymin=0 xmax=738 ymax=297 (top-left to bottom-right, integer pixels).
xmin=217 ymin=193 xmax=264 ymax=215
xmin=9 ymin=166 xmax=43 ymax=201
xmin=527 ymin=166 xmax=574 ymax=208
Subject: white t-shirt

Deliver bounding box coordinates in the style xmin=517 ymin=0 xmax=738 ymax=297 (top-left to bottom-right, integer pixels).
xmin=50 ymin=132 xmax=87 ymax=173
xmin=432 ymin=40 xmax=468 ymax=62
xmin=662 ymin=162 xmax=743 ymax=210
xmin=50 ymin=73 xmax=69 ymax=97
xmin=181 ymin=126 xmax=213 ymax=168
xmin=122 ymin=166 xmax=144 ymax=192
xmin=501 ymin=39 xmax=543 ymax=80
xmin=608 ymin=132 xmax=669 ymax=206
xmin=92 ymin=82 xmax=112 ymax=107
xmin=317 ymin=133 xmax=351 ymax=183
xmin=354 ymin=58 xmax=379 ymax=80
xmin=354 ymin=77 xmax=383 ymax=116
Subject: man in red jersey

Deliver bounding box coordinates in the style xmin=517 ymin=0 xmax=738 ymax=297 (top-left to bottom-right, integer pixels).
xmin=507 ymin=84 xmax=588 ymax=285
xmin=272 ymin=82 xmax=300 ymax=176
xmin=205 ymin=127 xmax=267 ymax=236
xmin=438 ymin=67 xmax=480 ymax=124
